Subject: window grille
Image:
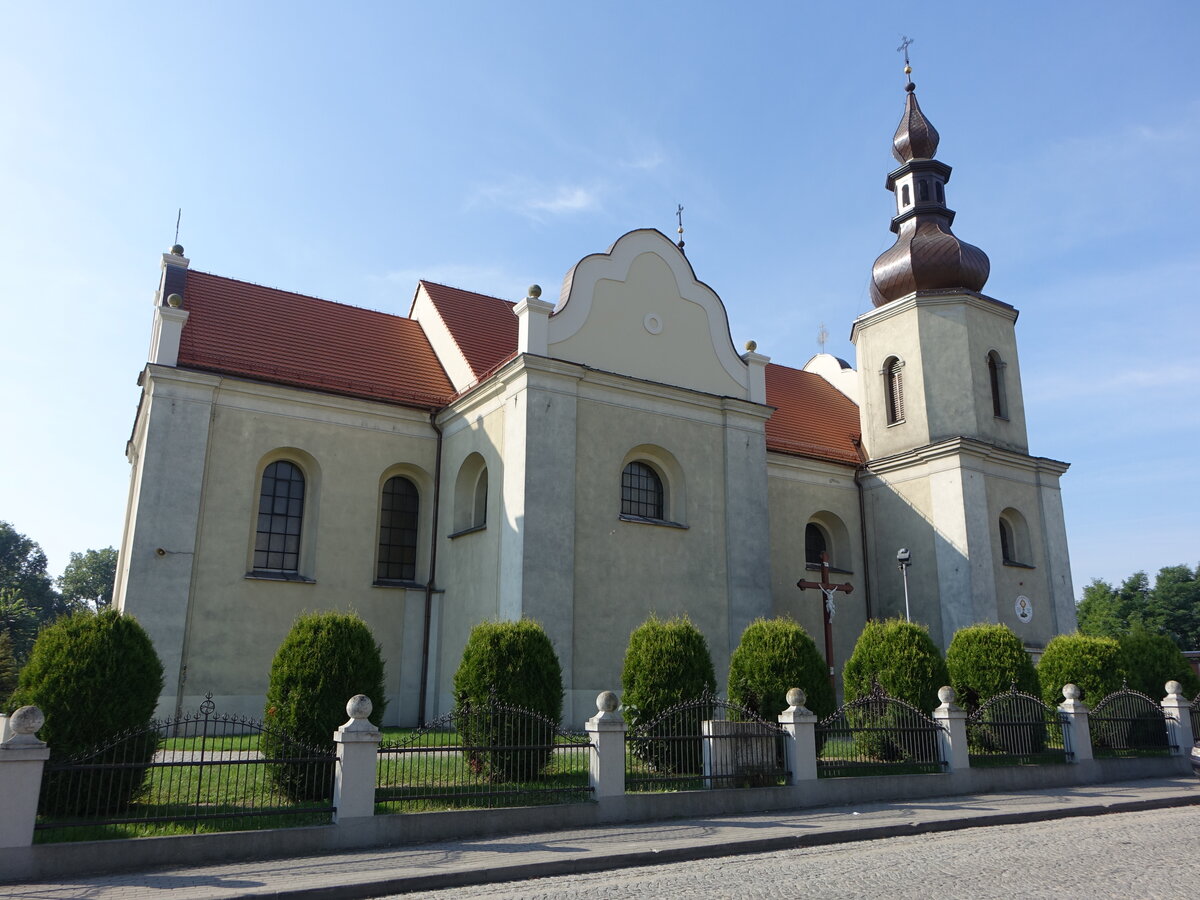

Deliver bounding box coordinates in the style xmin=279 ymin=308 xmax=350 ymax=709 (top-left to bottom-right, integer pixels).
xmin=885 ymin=358 xmax=905 ymax=425
xmin=378 ymin=476 xmax=419 ymax=581
xmin=621 ymin=462 xmax=664 ymax=520
xmin=254 ymin=461 xmax=304 ymax=571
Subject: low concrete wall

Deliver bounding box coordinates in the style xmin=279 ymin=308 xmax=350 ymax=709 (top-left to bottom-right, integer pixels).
xmin=0 ymin=755 xmax=1189 ymax=884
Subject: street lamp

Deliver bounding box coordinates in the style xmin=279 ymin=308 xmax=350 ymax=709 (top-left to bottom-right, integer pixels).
xmin=896 ymin=548 xmax=912 ymax=622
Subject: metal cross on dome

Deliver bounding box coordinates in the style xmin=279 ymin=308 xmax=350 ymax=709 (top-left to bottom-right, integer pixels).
xmin=797 ymin=551 xmax=854 ymax=697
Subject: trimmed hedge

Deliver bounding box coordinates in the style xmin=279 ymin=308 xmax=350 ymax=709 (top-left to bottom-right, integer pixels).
xmin=452 ymin=619 xmax=564 ymax=780
xmin=7 ymin=609 xmax=164 ymax=815
xmin=727 ymin=617 xmax=834 ymax=721
xmin=842 ymin=618 xmax=948 ymax=714
xmin=1036 ymin=633 xmax=1123 ymax=705
xmin=262 ymin=612 xmax=387 ymax=802
xmin=621 ymin=615 xmax=717 ymax=728
xmin=946 ymin=623 xmax=1039 ymax=712
xmin=1117 ymin=628 xmax=1200 ymax=699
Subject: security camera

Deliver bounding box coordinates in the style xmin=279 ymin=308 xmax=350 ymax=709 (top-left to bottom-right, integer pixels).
xmin=896 ymin=548 xmax=911 ymax=564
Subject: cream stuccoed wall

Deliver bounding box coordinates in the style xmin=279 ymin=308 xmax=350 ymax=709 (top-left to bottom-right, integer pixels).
xmin=852 ymin=292 xmax=1029 ymax=459
xmin=766 ymin=453 xmax=866 ymax=703
xmin=861 ymin=438 xmax=1073 ymax=649
xmin=120 ymin=367 xmax=441 ymax=724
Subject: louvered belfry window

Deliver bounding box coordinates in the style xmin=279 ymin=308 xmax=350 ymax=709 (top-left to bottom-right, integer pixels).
xmin=621 ymin=461 xmax=664 ymax=520
xmin=885 ymin=358 xmax=905 ymax=425
xmin=378 ymin=476 xmax=419 ymax=581
xmin=254 ymin=461 xmax=305 ymax=571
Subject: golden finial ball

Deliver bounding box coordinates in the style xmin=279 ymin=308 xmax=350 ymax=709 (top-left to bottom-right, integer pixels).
xmin=745 ymin=340 xmax=757 ymax=352
xmin=904 ymin=65 xmax=912 ymax=75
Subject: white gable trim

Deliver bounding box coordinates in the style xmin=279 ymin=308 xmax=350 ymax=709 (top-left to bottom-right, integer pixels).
xmin=550 ymin=229 xmax=750 ymax=394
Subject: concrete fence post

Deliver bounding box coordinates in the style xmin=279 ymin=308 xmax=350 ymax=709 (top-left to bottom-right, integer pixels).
xmin=333 ymin=695 xmax=381 ymax=822
xmin=1058 ymin=683 xmax=1093 ymax=763
xmin=932 ymin=686 xmax=971 ymax=771
xmin=0 ymin=706 xmax=50 ymax=849
xmin=1160 ymin=681 xmax=1193 ymax=756
xmin=585 ymin=691 xmax=626 ymax=798
xmin=777 ymin=688 xmax=818 ymax=783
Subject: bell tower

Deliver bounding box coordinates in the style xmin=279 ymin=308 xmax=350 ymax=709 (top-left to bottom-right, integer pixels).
xmin=851 ymin=58 xmax=1075 ymax=649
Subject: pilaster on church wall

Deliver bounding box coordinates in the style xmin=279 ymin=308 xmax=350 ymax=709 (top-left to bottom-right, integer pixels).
xmin=117 ymin=366 xmax=219 ymax=718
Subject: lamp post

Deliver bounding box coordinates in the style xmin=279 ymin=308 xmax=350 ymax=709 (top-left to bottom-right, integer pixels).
xmin=897 ymin=548 xmax=912 ymax=622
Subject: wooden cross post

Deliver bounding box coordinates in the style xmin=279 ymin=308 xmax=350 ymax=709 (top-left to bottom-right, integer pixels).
xmin=796 ymin=551 xmax=854 ymax=698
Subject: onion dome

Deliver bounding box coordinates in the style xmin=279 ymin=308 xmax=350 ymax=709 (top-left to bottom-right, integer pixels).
xmin=870 ymin=82 xmax=989 ymax=308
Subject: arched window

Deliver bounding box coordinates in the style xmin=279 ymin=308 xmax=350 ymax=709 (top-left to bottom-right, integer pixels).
xmin=377 ymin=476 xmax=419 ymax=582
xmin=805 ymin=523 xmax=828 ymax=568
xmin=999 ymin=517 xmax=1015 ymax=564
xmin=987 ymin=350 xmax=1008 ymax=419
xmin=452 ymin=453 xmax=489 ymax=535
xmin=254 ymin=461 xmax=305 ymax=572
xmin=918 ymin=180 xmax=929 ymax=202
xmin=901 ymin=184 xmax=911 ymax=207
xmin=935 ymin=181 xmax=945 ymax=203
xmin=884 ymin=356 xmax=905 ymax=425
xmin=621 ymin=461 xmax=664 ymax=520
xmin=999 ymin=508 xmax=1033 ymax=567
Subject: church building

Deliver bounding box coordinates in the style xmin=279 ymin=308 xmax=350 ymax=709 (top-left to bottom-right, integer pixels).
xmin=114 ymin=79 xmax=1076 ymax=725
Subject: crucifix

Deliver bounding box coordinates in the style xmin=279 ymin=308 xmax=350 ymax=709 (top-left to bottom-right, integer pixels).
xmin=796 ymin=551 xmax=854 ymax=697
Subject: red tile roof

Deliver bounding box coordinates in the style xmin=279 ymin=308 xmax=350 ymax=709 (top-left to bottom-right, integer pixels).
xmin=419 ymin=281 xmax=517 ymax=379
xmin=177 ymin=271 xmax=454 ymax=409
xmin=765 ymin=363 xmax=862 ymax=466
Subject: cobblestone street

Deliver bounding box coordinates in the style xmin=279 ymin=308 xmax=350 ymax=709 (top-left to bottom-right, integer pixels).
xmin=401 ymin=806 xmax=1199 ymax=899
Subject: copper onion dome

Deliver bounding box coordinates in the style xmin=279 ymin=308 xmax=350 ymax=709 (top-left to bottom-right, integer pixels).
xmin=869 ymin=82 xmax=990 ymax=307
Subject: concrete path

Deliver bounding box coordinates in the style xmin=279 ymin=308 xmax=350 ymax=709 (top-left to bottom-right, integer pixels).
xmin=8 ymin=776 xmax=1198 ymax=900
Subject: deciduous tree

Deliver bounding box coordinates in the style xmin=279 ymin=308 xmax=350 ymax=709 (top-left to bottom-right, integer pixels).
xmin=57 ymin=547 xmax=119 ymax=610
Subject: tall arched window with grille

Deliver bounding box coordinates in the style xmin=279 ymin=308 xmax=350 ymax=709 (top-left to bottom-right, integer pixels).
xmin=377 ymin=476 xmax=419 ymax=582
xmin=884 ymin=356 xmax=905 ymax=425
xmin=254 ymin=461 xmax=305 ymax=572
xmin=621 ymin=461 xmax=664 ymax=520
xmin=805 ymin=523 xmax=828 ymax=568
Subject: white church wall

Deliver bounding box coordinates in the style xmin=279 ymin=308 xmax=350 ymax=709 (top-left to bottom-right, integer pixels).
xmin=135 ymin=375 xmax=441 ymax=724
xmin=766 ymin=453 xmax=866 ymax=700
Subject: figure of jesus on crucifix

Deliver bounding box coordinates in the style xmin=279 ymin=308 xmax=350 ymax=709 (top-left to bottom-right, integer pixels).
xmin=796 ymin=551 xmax=854 ymax=698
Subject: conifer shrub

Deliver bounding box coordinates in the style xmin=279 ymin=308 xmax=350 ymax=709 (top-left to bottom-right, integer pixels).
xmin=946 ymin=623 xmax=1039 ymax=713
xmin=727 ymin=617 xmax=834 ymax=721
xmin=1117 ymin=628 xmax=1200 ymax=700
xmin=451 ymin=619 xmax=564 ymax=781
xmin=7 ymin=608 xmax=164 ymax=815
xmin=621 ymin=615 xmax=716 ymax=774
xmin=841 ymin=619 xmax=949 ymax=763
xmin=262 ymin=612 xmax=387 ymax=802
xmin=1035 ymin=633 xmax=1123 ymax=706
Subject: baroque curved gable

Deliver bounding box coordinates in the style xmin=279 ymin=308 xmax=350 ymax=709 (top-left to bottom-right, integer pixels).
xmin=549 ymin=229 xmax=750 ymax=399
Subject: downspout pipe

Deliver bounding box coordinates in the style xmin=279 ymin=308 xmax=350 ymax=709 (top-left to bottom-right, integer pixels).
xmin=851 ymin=437 xmax=873 ymax=621
xmin=418 ymin=410 xmax=444 ymax=725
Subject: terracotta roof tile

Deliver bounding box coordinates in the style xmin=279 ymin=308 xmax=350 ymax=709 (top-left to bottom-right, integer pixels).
xmin=177 ymin=271 xmax=454 ymax=409
xmin=765 ymin=363 xmax=862 ymax=466
xmin=420 ymin=280 xmax=517 ymax=379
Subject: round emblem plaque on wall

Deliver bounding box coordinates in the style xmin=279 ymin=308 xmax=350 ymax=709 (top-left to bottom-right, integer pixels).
xmin=1015 ymin=595 xmax=1033 ymax=624
xmin=643 ymin=313 xmax=663 ymax=335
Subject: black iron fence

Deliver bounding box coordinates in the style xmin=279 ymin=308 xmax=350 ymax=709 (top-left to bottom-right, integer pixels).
xmin=1089 ymin=685 xmax=1174 ymax=758
xmin=1191 ymin=694 xmax=1199 ymax=743
xmin=625 ymin=690 xmax=789 ymax=791
xmin=35 ymin=694 xmax=334 ymax=842
xmin=376 ymin=696 xmax=593 ymax=812
xmin=966 ymin=686 xmax=1071 ymax=766
xmin=816 ymin=684 xmax=946 ymax=777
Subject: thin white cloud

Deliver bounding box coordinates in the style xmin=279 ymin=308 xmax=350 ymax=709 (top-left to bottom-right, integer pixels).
xmin=468 ymin=176 xmax=603 ymax=222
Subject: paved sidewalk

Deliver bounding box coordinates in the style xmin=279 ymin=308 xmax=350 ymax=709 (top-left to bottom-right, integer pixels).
xmin=9 ymin=777 xmax=1199 ymax=900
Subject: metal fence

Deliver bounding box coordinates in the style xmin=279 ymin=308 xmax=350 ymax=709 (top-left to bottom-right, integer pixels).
xmin=625 ymin=690 xmax=789 ymax=791
xmin=35 ymin=694 xmax=334 ymax=842
xmin=965 ymin=686 xmax=1071 ymax=766
xmin=376 ymin=696 xmax=593 ymax=812
xmin=1192 ymin=694 xmax=1199 ymax=743
xmin=816 ymin=684 xmax=946 ymax=778
xmin=1089 ymin=685 xmax=1174 ymax=758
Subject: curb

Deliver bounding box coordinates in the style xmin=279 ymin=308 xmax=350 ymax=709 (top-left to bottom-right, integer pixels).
xmin=223 ymin=792 xmax=1200 ymax=900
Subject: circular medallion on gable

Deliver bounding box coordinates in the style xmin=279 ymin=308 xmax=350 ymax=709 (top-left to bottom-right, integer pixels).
xmin=1015 ymin=595 xmax=1033 ymax=624
xmin=643 ymin=313 xmax=663 ymax=335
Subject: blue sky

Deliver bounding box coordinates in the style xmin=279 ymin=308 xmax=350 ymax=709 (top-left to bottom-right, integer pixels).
xmin=0 ymin=2 xmax=1195 ymax=599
